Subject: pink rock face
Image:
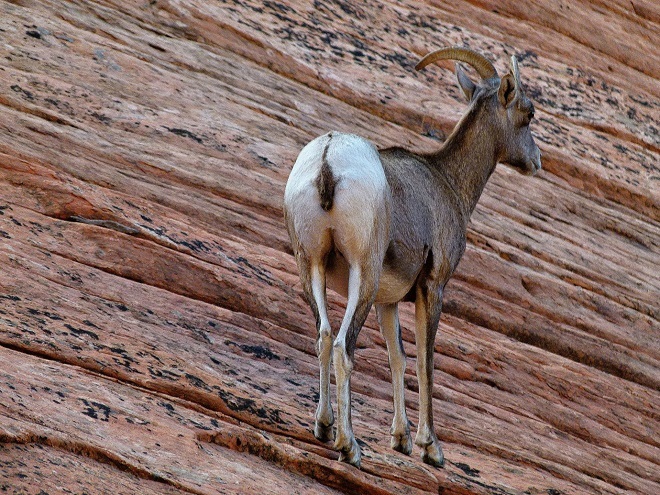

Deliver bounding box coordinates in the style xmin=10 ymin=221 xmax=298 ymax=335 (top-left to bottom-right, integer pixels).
xmin=0 ymin=1 xmax=657 ymax=494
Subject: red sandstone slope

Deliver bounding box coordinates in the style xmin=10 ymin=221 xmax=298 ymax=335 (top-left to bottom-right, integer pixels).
xmin=0 ymin=1 xmax=658 ymax=494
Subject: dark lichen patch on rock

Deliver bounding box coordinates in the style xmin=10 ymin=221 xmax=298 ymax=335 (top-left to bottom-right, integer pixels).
xmin=216 ymin=387 xmax=288 ymax=426
xmin=227 ymin=256 xmax=276 ymax=285
xmin=453 ymin=461 xmax=481 ymax=477
xmin=63 ymin=324 xmax=99 ymax=340
xmin=163 ymin=126 xmax=203 ymax=143
xmin=79 ymin=399 xmax=111 ymax=422
xmin=240 ymin=344 xmax=280 ymax=361
xmin=185 ymin=373 xmax=210 ymax=390
xmin=0 ymin=294 xmax=22 ymax=302
xmin=224 ymin=340 xmax=281 ymax=361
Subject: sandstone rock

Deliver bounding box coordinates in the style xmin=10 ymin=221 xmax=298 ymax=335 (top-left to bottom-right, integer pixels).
xmin=0 ymin=1 xmax=657 ymax=494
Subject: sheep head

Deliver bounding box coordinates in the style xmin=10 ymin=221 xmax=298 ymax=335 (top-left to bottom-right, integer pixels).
xmin=417 ymin=47 xmax=542 ymax=176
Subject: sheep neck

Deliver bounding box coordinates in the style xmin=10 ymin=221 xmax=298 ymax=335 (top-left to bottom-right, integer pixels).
xmin=427 ymin=104 xmax=499 ymax=220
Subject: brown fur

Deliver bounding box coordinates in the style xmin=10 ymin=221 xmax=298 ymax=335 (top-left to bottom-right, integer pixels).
xmin=316 ymin=134 xmax=336 ymax=211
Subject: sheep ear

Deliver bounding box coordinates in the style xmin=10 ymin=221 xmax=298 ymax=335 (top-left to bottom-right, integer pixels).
xmin=498 ymin=72 xmax=517 ymax=107
xmin=455 ymin=63 xmax=476 ymax=101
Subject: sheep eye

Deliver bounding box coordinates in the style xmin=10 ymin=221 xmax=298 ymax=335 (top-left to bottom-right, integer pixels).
xmin=529 ymin=110 xmax=535 ymax=120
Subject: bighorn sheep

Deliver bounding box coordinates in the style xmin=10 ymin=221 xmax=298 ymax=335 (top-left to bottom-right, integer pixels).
xmin=284 ymin=47 xmax=541 ymax=468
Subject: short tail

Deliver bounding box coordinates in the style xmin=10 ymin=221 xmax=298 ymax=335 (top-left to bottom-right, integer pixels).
xmin=315 ymin=133 xmax=336 ymax=211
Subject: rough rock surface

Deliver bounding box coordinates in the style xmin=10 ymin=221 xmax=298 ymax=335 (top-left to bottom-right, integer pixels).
xmin=0 ymin=1 xmax=658 ymax=494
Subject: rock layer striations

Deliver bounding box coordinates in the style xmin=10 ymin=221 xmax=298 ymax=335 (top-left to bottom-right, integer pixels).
xmin=0 ymin=1 xmax=658 ymax=494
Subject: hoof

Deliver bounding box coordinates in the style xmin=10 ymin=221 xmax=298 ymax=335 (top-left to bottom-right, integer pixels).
xmin=391 ymin=431 xmax=413 ymax=455
xmin=421 ymin=442 xmax=445 ymax=468
xmin=336 ymin=437 xmax=361 ymax=468
xmin=314 ymin=421 xmax=335 ymax=442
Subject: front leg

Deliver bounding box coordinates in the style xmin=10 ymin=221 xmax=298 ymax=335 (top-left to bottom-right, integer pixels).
xmin=376 ymin=303 xmax=412 ymax=455
xmin=414 ymin=284 xmax=445 ymax=467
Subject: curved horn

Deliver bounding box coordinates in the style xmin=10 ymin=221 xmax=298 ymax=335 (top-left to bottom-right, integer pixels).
xmin=415 ymin=46 xmax=498 ymax=80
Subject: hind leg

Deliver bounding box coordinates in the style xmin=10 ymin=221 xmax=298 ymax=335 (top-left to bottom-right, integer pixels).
xmin=333 ymin=261 xmax=378 ymax=468
xmin=310 ymin=261 xmax=334 ymax=442
xmin=291 ymin=227 xmax=335 ymax=443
